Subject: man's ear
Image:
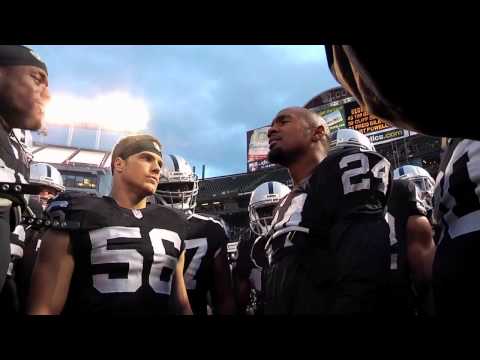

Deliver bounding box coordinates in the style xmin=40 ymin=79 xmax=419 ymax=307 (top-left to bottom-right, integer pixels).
xmin=113 ymin=157 xmax=125 ymax=173
xmin=312 ymin=125 xmax=326 ymax=142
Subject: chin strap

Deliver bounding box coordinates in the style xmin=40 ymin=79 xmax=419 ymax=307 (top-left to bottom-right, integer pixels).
xmin=20 ymin=213 xmax=80 ymax=231
xmin=0 ymin=181 xmax=45 ymax=195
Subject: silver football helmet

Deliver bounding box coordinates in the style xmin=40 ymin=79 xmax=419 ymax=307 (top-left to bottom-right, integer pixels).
xmin=156 ymin=154 xmax=199 ymax=213
xmin=393 ymin=165 xmax=435 ymax=210
xmin=248 ymin=181 xmax=291 ymax=236
xmin=29 ymin=163 xmax=65 ymax=209
xmin=330 ymin=128 xmax=375 ymax=152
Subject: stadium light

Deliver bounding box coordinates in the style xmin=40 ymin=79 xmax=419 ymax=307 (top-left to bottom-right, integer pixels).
xmin=44 ymin=91 xmax=150 ymax=132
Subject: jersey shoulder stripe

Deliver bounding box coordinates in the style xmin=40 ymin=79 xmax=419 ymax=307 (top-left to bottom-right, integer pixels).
xmin=188 ymin=213 xmax=228 ymax=235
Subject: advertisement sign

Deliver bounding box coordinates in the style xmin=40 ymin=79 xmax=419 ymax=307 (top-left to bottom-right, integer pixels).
xmin=247 ymin=126 xmax=277 ymax=172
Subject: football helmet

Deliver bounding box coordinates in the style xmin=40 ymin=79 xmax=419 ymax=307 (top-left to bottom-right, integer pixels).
xmin=393 ymin=165 xmax=435 ymax=210
xmin=156 ymin=154 xmax=199 ymax=212
xmin=29 ymin=163 xmax=65 ymax=209
xmin=330 ymin=128 xmax=375 ymax=152
xmin=248 ymin=181 xmax=290 ymax=236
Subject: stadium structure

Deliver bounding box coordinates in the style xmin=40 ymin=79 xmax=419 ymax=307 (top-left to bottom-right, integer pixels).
xmin=31 ymin=142 xmax=112 ymax=196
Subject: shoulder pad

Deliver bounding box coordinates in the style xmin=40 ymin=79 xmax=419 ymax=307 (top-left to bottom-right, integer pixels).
xmin=45 ymin=191 xmax=104 ymax=230
xmin=188 ymin=212 xmax=229 ymax=237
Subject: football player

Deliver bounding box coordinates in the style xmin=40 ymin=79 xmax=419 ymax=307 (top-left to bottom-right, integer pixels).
xmin=393 ymin=165 xmax=435 ymax=221
xmin=386 ymin=167 xmax=436 ymax=316
xmin=233 ymin=181 xmax=290 ymax=315
xmin=263 ymin=111 xmax=391 ymax=315
xmin=27 ymin=135 xmax=192 ymax=315
xmin=0 ymin=45 xmax=50 ymax=291
xmin=432 ymin=139 xmax=480 ymax=315
xmin=0 ymin=162 xmax=65 ymax=314
xmin=156 ymin=154 xmax=235 ymax=315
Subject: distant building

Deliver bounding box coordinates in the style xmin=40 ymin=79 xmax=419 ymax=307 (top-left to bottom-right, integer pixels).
xmin=31 ymin=142 xmax=112 ymax=196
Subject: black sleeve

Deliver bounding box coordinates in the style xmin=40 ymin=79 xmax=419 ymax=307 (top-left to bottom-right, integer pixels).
xmin=179 ymin=216 xmax=194 ymax=253
xmin=0 ymin=277 xmax=19 ymax=314
xmin=209 ymin=221 xmax=229 ymax=258
xmin=235 ymin=236 xmax=254 ymax=279
xmin=16 ymin=228 xmax=40 ymax=313
xmin=0 ymin=205 xmax=11 ymax=292
xmin=397 ymin=179 xmax=428 ymax=218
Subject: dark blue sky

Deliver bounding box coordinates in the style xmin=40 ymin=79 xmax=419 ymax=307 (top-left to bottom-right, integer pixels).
xmin=30 ymin=45 xmax=338 ymax=177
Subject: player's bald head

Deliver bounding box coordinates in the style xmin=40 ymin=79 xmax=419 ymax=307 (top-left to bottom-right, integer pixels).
xmin=268 ymin=106 xmax=330 ymax=173
xmin=275 ymin=106 xmax=330 ymax=141
xmin=277 ymin=106 xmax=328 ymax=131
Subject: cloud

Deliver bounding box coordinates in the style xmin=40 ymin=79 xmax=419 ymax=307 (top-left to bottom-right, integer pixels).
xmin=30 ymin=45 xmax=338 ymax=177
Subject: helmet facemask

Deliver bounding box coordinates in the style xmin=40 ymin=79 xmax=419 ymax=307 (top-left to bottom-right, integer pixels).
xmin=29 ymin=163 xmax=65 ymax=210
xmin=249 ymin=201 xmax=277 ymax=236
xmin=156 ymin=174 xmax=199 ymax=213
xmin=411 ymin=176 xmax=435 ymax=211
xmin=34 ymin=188 xmax=58 ymax=210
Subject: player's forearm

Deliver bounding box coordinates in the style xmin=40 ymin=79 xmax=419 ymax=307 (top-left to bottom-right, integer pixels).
xmin=27 ymin=271 xmax=63 ymax=315
xmin=406 ymin=216 xmax=436 ymax=283
xmin=28 ymin=251 xmax=72 ymax=314
xmin=28 ymin=230 xmax=73 ymax=315
xmin=28 ymin=282 xmax=68 ymax=315
xmin=27 ymin=282 xmax=62 ymax=315
xmin=170 ymin=251 xmax=193 ymax=315
xmin=408 ymin=243 xmax=435 ymax=283
xmin=178 ymin=302 xmax=193 ymax=315
xmin=170 ymin=294 xmax=193 ymax=315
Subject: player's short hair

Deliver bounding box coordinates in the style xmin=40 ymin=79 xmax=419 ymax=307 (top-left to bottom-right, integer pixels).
xmin=111 ymin=134 xmax=162 ymax=174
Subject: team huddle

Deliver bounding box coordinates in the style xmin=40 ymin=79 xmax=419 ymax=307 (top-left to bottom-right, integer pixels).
xmin=1 ymin=44 xmax=480 ymax=316
xmin=2 ymin=124 xmax=435 ymax=315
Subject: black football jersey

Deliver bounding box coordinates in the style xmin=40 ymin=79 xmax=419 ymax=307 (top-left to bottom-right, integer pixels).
xmin=386 ymin=179 xmax=427 ymax=315
xmin=433 ymin=139 xmax=480 ymax=245
xmin=432 ymin=139 xmax=480 ymax=314
xmin=15 ymin=225 xmax=45 ymax=313
xmin=184 ymin=213 xmax=229 ymax=315
xmin=46 ymin=193 xmax=191 ymax=315
xmin=235 ymin=231 xmax=262 ymax=292
xmin=0 ymin=225 xmax=25 ymax=314
xmin=0 ymin=127 xmax=30 ymax=186
xmin=264 ymin=147 xmax=391 ymax=264
xmin=0 ymin=127 xmax=30 ymax=293
xmin=234 ymin=231 xmax=264 ymax=315
xmin=17 ymin=195 xmax=46 ymax=292
xmin=7 ymin=225 xmax=26 ymax=278
xmin=0 ymin=196 xmax=45 ymax=313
